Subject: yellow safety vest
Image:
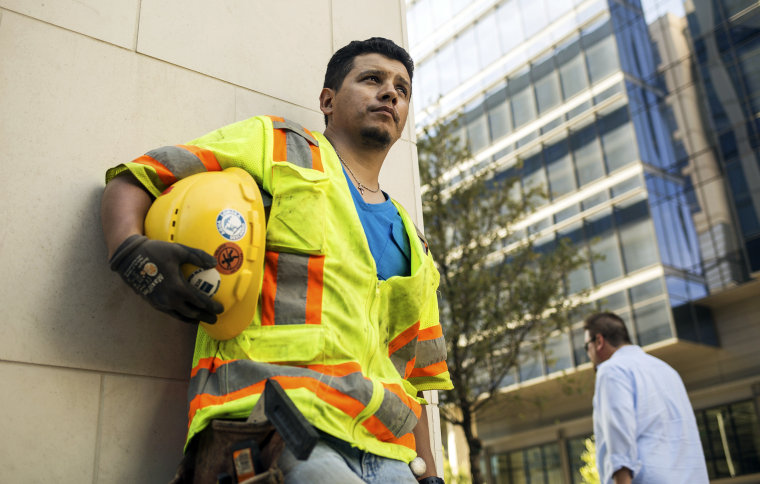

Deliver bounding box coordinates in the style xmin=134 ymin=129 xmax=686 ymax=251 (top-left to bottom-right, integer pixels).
xmin=106 ymin=115 xmax=453 ymax=462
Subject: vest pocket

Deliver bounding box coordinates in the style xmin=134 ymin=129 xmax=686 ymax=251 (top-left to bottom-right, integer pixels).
xmin=267 ymin=163 xmax=328 ymax=255
xmin=248 ymin=325 xmax=325 ymax=363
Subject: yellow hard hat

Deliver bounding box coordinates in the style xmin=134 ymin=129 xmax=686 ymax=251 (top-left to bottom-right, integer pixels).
xmin=145 ymin=167 xmax=266 ymax=340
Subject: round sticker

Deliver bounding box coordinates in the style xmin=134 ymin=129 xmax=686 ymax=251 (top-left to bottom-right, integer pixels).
xmin=188 ymin=268 xmax=221 ymax=297
xmin=216 ymin=209 xmax=247 ymax=241
xmin=214 ymin=242 xmax=244 ymax=275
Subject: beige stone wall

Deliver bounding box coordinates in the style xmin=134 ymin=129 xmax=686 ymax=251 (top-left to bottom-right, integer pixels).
xmin=0 ymin=1 xmax=438 ymax=482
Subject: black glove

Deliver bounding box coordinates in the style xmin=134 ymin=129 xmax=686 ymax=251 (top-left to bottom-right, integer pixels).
xmin=110 ymin=234 xmax=224 ymax=324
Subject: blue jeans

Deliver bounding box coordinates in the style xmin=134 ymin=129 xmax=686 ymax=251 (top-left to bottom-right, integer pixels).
xmin=277 ymin=435 xmax=418 ymax=484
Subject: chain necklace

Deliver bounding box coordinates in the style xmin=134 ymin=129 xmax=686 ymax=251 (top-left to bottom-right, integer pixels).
xmin=335 ymin=150 xmax=380 ymax=195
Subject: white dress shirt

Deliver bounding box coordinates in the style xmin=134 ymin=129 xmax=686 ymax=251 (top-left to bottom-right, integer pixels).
xmin=593 ymin=345 xmax=709 ymax=483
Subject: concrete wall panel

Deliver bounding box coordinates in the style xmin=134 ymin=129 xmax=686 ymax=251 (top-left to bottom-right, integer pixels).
xmin=0 ymin=362 xmax=101 ymax=483
xmin=0 ymin=10 xmax=236 ymax=378
xmin=137 ymin=0 xmax=331 ymax=110
xmin=234 ymin=86 xmax=324 ymax=133
xmin=96 ymin=375 xmax=188 ymax=483
xmin=381 ymin=138 xmax=423 ymax=225
xmin=0 ymin=0 xmax=139 ymax=49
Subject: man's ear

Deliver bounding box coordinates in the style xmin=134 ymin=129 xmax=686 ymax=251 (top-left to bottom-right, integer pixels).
xmin=596 ymin=334 xmax=605 ymax=351
xmin=319 ymin=88 xmax=335 ymax=117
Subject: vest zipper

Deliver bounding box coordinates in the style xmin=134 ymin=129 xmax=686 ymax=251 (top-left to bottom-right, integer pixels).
xmin=350 ymin=280 xmax=384 ymax=438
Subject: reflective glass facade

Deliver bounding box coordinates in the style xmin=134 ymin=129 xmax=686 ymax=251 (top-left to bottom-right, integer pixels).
xmin=407 ymin=0 xmax=760 ymax=388
xmin=684 ymin=0 xmax=760 ymax=273
xmin=696 ymin=399 xmax=760 ymax=479
xmin=489 ymin=441 xmax=564 ymax=484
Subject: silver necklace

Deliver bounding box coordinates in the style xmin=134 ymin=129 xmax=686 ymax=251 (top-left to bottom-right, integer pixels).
xmin=335 ymin=150 xmax=380 ymax=195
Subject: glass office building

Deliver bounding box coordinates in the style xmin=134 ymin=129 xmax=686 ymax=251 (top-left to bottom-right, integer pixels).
xmin=408 ymin=0 xmax=760 ymax=482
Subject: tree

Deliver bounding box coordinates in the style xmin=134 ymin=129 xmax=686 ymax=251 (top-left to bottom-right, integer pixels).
xmin=580 ymin=437 xmax=601 ymax=484
xmin=417 ymin=117 xmax=591 ymax=484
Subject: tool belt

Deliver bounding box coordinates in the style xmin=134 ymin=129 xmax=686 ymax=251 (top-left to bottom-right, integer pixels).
xmin=170 ymin=419 xmax=284 ymax=484
xmin=170 ymin=379 xmax=318 ymax=484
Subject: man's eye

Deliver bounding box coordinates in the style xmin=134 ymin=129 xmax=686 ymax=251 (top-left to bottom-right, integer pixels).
xmin=397 ymin=87 xmax=408 ymax=96
xmin=366 ymin=76 xmax=379 ymax=82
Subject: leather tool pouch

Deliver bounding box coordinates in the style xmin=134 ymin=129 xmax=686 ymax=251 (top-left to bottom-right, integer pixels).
xmin=170 ymin=419 xmax=285 ymax=484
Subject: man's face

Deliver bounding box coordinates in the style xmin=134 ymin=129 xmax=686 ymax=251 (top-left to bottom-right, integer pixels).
xmin=322 ymin=53 xmax=410 ymax=149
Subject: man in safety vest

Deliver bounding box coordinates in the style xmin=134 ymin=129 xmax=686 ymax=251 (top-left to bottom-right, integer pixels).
xmin=101 ymin=37 xmax=452 ymax=484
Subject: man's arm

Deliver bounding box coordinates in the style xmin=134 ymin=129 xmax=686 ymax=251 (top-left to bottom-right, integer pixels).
xmin=101 ymin=172 xmax=152 ymax=258
xmin=596 ymin=369 xmax=641 ymax=482
xmin=101 ymin=171 xmax=223 ymax=323
xmin=413 ymin=393 xmax=440 ymax=481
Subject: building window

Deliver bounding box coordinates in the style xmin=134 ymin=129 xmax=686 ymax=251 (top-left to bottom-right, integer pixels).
xmin=491 ymin=441 xmax=563 ymax=484
xmin=585 ymin=208 xmax=624 ymax=284
xmin=546 ymin=136 xmax=577 ymax=199
xmin=486 ymin=86 xmax=512 ymax=142
xmin=567 ymin=434 xmax=594 ymax=484
xmin=599 ymin=106 xmax=638 ymax=172
xmin=496 ymin=0 xmax=526 ymax=56
xmin=510 ymin=72 xmax=537 ymax=129
xmin=557 ymin=38 xmax=589 ymax=101
xmin=697 ymin=399 xmax=760 ymax=479
xmin=613 ymin=197 xmax=658 ymax=273
xmin=570 ymin=121 xmax=605 ymax=186
xmin=583 ymin=19 xmax=620 ymax=84
xmin=545 ymin=331 xmax=573 ymax=374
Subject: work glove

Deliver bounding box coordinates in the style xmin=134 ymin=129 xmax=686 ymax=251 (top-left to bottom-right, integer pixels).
xmin=110 ymin=234 xmax=224 ymax=324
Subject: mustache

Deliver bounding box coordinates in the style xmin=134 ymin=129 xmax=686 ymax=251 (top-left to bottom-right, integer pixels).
xmin=371 ymin=106 xmax=398 ymax=124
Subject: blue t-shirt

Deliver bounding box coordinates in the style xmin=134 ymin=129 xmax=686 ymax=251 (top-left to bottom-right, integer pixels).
xmin=342 ymin=167 xmax=411 ymax=280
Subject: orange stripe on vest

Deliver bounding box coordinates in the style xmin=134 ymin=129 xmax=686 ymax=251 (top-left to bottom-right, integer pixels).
xmin=307 ymin=133 xmax=323 ymax=171
xmin=261 ymin=251 xmax=279 ymax=326
xmin=187 ymin=375 xmax=366 ymax=428
xmin=361 ymin=417 xmax=416 ymax=450
xmin=305 ymin=256 xmax=325 ymax=325
xmin=418 ymin=324 xmax=443 ymax=341
xmin=190 ymin=356 xmax=235 ymax=378
xmin=409 ymin=360 xmax=449 ymax=379
xmin=382 ymin=382 xmax=422 ymax=418
xmin=305 ymin=361 xmax=363 ymax=377
xmin=133 ymin=154 xmax=175 ymax=186
xmin=178 ymin=144 xmax=222 ymax=171
xmin=389 ymin=321 xmax=420 ymax=356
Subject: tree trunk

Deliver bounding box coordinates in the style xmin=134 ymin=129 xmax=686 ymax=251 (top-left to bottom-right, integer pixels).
xmin=461 ymin=406 xmax=485 ymax=484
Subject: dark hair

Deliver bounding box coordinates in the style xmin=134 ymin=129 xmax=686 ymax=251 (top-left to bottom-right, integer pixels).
xmin=322 ymin=37 xmax=414 ymax=125
xmin=583 ymin=312 xmax=632 ymax=347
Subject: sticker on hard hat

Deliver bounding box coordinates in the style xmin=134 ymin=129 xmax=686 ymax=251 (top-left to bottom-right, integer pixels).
xmin=188 ymin=268 xmax=221 ymax=297
xmin=216 ymin=209 xmax=247 ymax=241
xmin=214 ymin=242 xmax=244 ymax=274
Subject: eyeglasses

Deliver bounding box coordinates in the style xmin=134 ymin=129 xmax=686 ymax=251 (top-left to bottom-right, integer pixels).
xmin=584 ymin=336 xmax=596 ymax=352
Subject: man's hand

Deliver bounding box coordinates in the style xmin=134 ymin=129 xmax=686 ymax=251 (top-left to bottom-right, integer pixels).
xmin=110 ymin=234 xmax=224 ymax=324
xmin=613 ymin=467 xmax=633 ymax=484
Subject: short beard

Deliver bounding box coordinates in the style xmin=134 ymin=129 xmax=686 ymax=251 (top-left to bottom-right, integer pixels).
xmin=360 ymin=127 xmax=392 ymax=150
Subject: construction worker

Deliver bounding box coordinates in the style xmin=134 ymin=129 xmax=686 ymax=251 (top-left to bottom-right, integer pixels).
xmin=101 ymin=37 xmax=452 ymax=484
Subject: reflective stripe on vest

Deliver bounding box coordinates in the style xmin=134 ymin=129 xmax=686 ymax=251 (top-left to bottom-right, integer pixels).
xmin=389 ymin=321 xmax=420 ymax=378
xmin=261 ymin=251 xmax=325 ymax=325
xmin=133 ymin=145 xmax=221 ymax=189
xmin=409 ymin=325 xmax=447 ymax=378
xmin=188 ymin=358 xmax=420 ymax=444
xmin=268 ymin=116 xmax=323 ymax=171
xmin=260 ymin=116 xmax=326 ymax=326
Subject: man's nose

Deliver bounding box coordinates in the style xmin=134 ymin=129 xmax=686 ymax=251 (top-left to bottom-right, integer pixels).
xmin=379 ymin=82 xmax=398 ymax=104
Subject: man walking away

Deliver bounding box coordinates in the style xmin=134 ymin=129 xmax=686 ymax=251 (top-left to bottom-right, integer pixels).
xmin=584 ymin=312 xmax=708 ymax=484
